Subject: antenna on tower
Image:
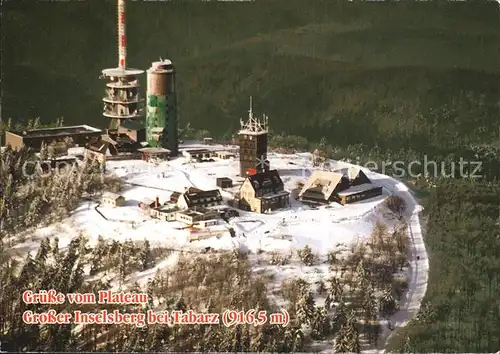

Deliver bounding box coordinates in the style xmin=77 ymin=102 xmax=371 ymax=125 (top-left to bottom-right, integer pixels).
xmin=117 ymin=0 xmax=127 ymax=69
xmin=249 ymin=96 xmax=253 ymax=119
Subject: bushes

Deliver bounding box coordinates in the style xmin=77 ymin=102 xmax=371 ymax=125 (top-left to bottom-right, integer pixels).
xmin=269 ymin=252 xmax=291 ymax=266
xmin=297 ymin=245 xmax=318 ymax=266
xmin=385 ymin=195 xmax=407 ymax=218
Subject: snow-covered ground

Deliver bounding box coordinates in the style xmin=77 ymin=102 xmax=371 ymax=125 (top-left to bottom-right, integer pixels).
xmin=359 ymin=170 xmax=428 ymax=351
xmin=9 ymin=148 xmax=428 ymax=352
xmin=14 ymin=152 xmax=390 ymax=255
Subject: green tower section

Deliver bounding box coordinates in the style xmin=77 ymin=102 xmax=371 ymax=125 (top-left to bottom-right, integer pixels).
xmin=146 ymin=60 xmax=179 ymax=156
xmin=146 ymin=94 xmax=178 ymax=155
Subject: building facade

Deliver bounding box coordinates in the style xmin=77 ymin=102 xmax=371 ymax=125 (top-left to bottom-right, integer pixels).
xmin=238 ymin=97 xmax=270 ymax=177
xmin=299 ymin=168 xmax=383 ymax=206
xmin=299 ymin=171 xmax=344 ymax=205
xmin=337 ymin=185 xmax=383 ymax=205
xmin=216 ymin=177 xmax=233 ymax=189
xmin=102 ymin=192 xmax=126 ymax=207
xmin=238 ymin=169 xmax=290 ymax=213
xmin=176 ymin=208 xmax=219 ymax=224
xmin=137 ymin=147 xmax=170 ymax=161
xmin=182 ymin=149 xmax=213 ymax=161
xmin=4 ymin=125 xmax=102 ymax=151
xmin=170 ymin=188 xmax=223 ymax=210
xmin=146 ymin=60 xmax=179 ymax=156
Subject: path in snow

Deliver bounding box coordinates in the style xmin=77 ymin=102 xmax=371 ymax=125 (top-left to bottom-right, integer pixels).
xmin=171 ymin=166 xmax=197 ymax=188
xmin=361 ymin=171 xmax=429 ymax=351
xmin=124 ymin=181 xmax=176 ymax=193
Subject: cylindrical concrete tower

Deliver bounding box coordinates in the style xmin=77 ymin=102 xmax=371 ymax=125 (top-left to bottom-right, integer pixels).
xmin=146 ymin=59 xmax=178 ymax=155
xmin=102 ymin=68 xmax=144 ymax=132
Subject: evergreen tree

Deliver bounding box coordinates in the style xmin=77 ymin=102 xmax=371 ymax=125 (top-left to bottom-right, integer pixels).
xmin=310 ymin=306 xmax=331 ymax=340
xmin=140 ymin=240 xmax=153 ymax=271
xmin=34 ymin=237 xmax=51 ymax=269
xmin=325 ymin=276 xmax=343 ymax=310
xmin=174 ymin=295 xmax=187 ymax=312
xmin=18 ymin=252 xmax=37 ymax=288
xmin=379 ymin=286 xmax=399 ymax=316
xmin=118 ymin=245 xmax=127 ymax=288
xmin=331 ymin=300 xmax=348 ymax=333
xmin=362 ymin=283 xmax=378 ymax=322
xmin=344 ymin=311 xmax=361 ymax=353
xmin=295 ymin=289 xmax=316 ymax=325
xmin=39 ymin=142 xmax=49 ymax=161
xmin=52 ymin=237 xmax=60 ymax=262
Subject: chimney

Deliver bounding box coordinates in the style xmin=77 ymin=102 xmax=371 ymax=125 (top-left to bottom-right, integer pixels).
xmin=155 ymin=197 xmax=159 ymax=209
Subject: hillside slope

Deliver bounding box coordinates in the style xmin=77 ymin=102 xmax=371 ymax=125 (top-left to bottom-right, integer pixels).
xmin=3 ymin=1 xmax=500 ymax=150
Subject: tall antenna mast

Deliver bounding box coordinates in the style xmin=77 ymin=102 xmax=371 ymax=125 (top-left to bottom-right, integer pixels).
xmin=118 ymin=0 xmax=126 ymax=69
xmin=248 ymin=96 xmax=253 ymax=119
xmin=101 ymin=0 xmax=144 ymax=132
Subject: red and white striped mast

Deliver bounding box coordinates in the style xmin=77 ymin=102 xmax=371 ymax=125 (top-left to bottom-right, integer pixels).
xmin=101 ymin=0 xmax=144 ymax=131
xmin=118 ymin=0 xmax=126 ymax=70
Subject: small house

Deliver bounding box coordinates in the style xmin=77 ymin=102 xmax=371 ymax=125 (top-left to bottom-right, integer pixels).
xmin=216 ymin=177 xmax=233 ymax=189
xmin=137 ymin=147 xmax=171 ymax=162
xmin=298 ymin=171 xmax=344 ymax=205
xmin=215 ymin=151 xmax=235 ymax=160
xmin=299 ymin=169 xmax=382 ymax=206
xmin=150 ymin=204 xmax=178 ymax=221
xmin=238 ymin=169 xmax=290 ymax=213
xmin=102 ymin=192 xmax=126 ymax=207
xmin=138 ymin=197 xmax=158 ymax=210
xmin=175 ymin=187 xmax=223 ymax=210
xmin=337 ymin=184 xmax=383 ymax=205
xmin=196 ymin=219 xmax=219 ymax=228
xmin=182 ymin=148 xmax=213 ymax=161
xmin=175 ymin=208 xmax=220 ymax=225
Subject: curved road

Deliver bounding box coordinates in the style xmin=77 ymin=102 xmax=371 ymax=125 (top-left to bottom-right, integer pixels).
xmin=360 ymin=169 xmax=429 ymax=351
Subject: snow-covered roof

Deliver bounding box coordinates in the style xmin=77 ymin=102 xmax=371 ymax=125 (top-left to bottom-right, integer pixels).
xmin=184 ymin=188 xmax=223 ymax=207
xmin=246 ymin=170 xmax=284 ymax=193
xmin=337 ymin=183 xmax=380 ymax=196
xmin=332 ymin=166 xmax=361 ymax=181
xmin=156 ymin=204 xmax=177 ymax=212
xmin=102 ymin=192 xmax=123 ymax=200
xmin=137 ymin=147 xmax=171 ymax=154
xmin=140 ymin=198 xmax=156 ymax=205
xmin=299 ymin=171 xmax=344 ymax=200
xmin=216 ymin=151 xmax=235 ymax=156
xmin=182 ymin=148 xmax=212 ymax=154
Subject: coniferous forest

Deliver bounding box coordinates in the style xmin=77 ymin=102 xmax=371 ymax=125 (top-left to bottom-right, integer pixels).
xmin=2 ymin=0 xmax=500 ymax=352
xmin=0 ymin=144 xmax=409 ymax=351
